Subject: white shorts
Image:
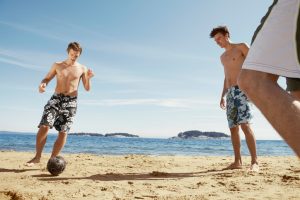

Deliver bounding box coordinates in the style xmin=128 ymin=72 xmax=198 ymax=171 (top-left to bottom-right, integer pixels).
xmin=242 ymin=0 xmax=300 ymax=78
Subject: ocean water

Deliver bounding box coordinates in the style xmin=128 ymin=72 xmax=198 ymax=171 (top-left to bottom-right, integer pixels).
xmin=0 ymin=132 xmax=294 ymax=156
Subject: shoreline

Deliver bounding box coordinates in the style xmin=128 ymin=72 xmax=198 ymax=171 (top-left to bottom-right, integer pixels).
xmin=0 ymin=151 xmax=299 ymax=200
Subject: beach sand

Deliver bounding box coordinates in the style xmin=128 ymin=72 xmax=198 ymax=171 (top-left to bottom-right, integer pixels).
xmin=0 ymin=151 xmax=299 ymax=200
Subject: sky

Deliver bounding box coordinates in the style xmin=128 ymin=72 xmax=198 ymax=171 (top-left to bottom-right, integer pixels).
xmin=0 ymin=0 xmax=283 ymax=139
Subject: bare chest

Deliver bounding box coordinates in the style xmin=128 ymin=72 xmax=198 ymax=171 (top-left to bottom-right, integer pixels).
xmin=223 ymin=49 xmax=243 ymax=63
xmin=56 ymin=66 xmax=83 ymax=81
xmin=222 ymin=49 xmax=245 ymax=71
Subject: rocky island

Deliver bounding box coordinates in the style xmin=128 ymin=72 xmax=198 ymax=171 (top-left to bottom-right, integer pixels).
xmin=69 ymin=132 xmax=139 ymax=138
xmin=170 ymin=130 xmax=229 ymax=139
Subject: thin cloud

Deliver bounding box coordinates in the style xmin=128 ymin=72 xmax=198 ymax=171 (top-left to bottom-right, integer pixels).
xmin=0 ymin=56 xmax=42 ymax=71
xmin=0 ymin=20 xmax=66 ymax=42
xmin=0 ymin=48 xmax=60 ymax=63
xmin=87 ymin=40 xmax=210 ymax=63
xmin=0 ymin=105 xmax=40 ymax=112
xmin=0 ymin=48 xmax=62 ymax=72
xmin=80 ymin=98 xmax=216 ymax=109
xmin=0 ymin=85 xmax=36 ymax=92
xmin=42 ymin=18 xmax=212 ymax=62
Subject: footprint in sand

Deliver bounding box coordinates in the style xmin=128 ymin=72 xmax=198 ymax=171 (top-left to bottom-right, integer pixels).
xmin=282 ymin=175 xmax=300 ymax=182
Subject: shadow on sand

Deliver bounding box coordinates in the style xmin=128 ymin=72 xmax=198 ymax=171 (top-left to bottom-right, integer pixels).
xmin=0 ymin=168 xmax=40 ymax=173
xmin=32 ymin=168 xmax=232 ymax=182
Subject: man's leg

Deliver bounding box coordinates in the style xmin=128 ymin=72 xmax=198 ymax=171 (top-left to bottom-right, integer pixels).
xmin=291 ymin=91 xmax=300 ymax=101
xmin=238 ymin=69 xmax=300 ymax=157
xmin=224 ymin=126 xmax=243 ymax=170
xmin=26 ymin=125 xmax=49 ymax=165
xmin=51 ymin=131 xmax=67 ymax=158
xmin=240 ymin=123 xmax=259 ymax=171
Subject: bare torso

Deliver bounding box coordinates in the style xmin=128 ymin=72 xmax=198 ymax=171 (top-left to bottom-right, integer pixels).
xmin=221 ymin=43 xmax=248 ymax=89
xmin=54 ymin=62 xmax=85 ymax=96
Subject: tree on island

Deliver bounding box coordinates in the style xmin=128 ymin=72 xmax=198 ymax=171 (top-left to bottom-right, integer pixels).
xmin=69 ymin=132 xmax=139 ymax=138
xmin=173 ymin=130 xmax=229 ymax=139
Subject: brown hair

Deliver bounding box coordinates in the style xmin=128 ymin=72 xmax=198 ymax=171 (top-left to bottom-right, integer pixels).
xmin=67 ymin=42 xmax=82 ymax=54
xmin=209 ymin=26 xmax=230 ymax=38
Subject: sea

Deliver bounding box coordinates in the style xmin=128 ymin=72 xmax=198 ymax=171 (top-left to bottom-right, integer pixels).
xmin=0 ymin=132 xmax=294 ymax=156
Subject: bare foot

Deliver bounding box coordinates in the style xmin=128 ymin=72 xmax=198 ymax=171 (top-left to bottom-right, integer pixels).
xmin=248 ymin=163 xmax=259 ymax=172
xmin=223 ymin=162 xmax=242 ymax=170
xmin=24 ymin=157 xmax=40 ymax=167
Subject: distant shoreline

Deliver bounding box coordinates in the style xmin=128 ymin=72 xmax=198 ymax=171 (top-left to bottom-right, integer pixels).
xmin=0 ymin=131 xmax=284 ymax=141
xmin=0 ymin=130 xmax=230 ymax=139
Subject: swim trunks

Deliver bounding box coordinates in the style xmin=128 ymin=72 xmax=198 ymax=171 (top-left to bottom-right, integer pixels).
xmin=38 ymin=93 xmax=77 ymax=133
xmin=242 ymin=0 xmax=300 ymax=81
xmin=226 ymin=86 xmax=253 ymax=128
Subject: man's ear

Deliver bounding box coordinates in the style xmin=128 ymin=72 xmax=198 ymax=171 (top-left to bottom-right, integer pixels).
xmin=225 ymin=33 xmax=230 ymax=39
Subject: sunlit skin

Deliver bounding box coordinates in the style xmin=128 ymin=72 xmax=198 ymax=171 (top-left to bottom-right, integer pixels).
xmin=25 ymin=47 xmax=94 ymax=166
xmin=213 ymin=33 xmax=249 ymax=109
xmin=39 ymin=49 xmax=94 ymax=96
xmin=213 ymin=32 xmax=258 ymax=171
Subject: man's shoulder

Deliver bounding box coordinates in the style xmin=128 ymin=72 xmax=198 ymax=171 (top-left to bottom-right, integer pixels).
xmin=53 ymin=61 xmax=64 ymax=66
xmin=234 ymin=43 xmax=249 ymax=49
xmin=75 ymin=62 xmax=87 ymax=70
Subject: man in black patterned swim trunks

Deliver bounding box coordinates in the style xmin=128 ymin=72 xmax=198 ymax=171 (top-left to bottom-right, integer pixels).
xmin=26 ymin=42 xmax=94 ymax=166
xmin=210 ymin=26 xmax=259 ymax=171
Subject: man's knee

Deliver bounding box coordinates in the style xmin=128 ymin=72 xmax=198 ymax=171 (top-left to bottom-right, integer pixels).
xmin=39 ymin=125 xmax=50 ymax=132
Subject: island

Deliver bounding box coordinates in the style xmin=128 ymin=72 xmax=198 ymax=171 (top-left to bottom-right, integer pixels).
xmin=69 ymin=132 xmax=104 ymax=137
xmin=170 ymin=130 xmax=230 ymax=139
xmin=69 ymin=132 xmax=139 ymax=138
xmin=104 ymin=133 xmax=139 ymax=138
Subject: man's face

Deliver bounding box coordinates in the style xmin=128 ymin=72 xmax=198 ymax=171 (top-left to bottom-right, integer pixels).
xmin=68 ymin=49 xmax=81 ymax=62
xmin=213 ymin=33 xmax=228 ymax=48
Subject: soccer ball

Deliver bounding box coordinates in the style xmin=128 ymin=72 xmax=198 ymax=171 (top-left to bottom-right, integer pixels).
xmin=47 ymin=156 xmax=66 ymax=176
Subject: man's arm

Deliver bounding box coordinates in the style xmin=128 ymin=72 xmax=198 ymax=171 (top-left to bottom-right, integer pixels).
xmin=39 ymin=63 xmax=57 ymax=93
xmin=82 ymin=67 xmax=94 ymax=91
xmin=220 ymin=78 xmax=227 ymax=110
xmin=239 ymin=43 xmax=249 ymax=57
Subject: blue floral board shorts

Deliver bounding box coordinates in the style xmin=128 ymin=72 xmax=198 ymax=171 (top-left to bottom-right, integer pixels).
xmin=38 ymin=93 xmax=77 ymax=133
xmin=226 ymin=86 xmax=252 ymax=128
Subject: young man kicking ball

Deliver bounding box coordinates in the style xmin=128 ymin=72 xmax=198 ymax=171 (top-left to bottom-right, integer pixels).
xmin=26 ymin=42 xmax=94 ymax=166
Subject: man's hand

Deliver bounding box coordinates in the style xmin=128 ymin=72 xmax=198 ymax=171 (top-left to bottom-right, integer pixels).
xmin=39 ymin=83 xmax=46 ymax=93
xmin=86 ymin=69 xmax=94 ymax=79
xmin=220 ymin=97 xmax=226 ymax=110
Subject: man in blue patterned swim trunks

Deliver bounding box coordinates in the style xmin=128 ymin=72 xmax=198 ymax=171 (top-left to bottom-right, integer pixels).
xmin=210 ymin=26 xmax=259 ymax=171
xmin=226 ymin=86 xmax=252 ymax=128
xmin=26 ymin=42 xmax=94 ymax=166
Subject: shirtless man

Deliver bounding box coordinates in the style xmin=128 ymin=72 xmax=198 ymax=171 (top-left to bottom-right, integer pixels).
xmin=210 ymin=26 xmax=259 ymax=171
xmin=26 ymin=42 xmax=94 ymax=166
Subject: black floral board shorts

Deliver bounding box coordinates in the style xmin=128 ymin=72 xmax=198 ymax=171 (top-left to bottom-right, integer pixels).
xmin=38 ymin=93 xmax=77 ymax=133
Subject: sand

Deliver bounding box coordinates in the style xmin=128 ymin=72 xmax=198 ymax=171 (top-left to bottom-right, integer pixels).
xmin=0 ymin=151 xmax=299 ymax=200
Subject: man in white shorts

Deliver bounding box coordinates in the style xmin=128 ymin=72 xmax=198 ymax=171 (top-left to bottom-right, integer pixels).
xmin=238 ymin=0 xmax=300 ymax=157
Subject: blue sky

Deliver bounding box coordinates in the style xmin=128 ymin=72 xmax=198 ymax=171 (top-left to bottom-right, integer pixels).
xmin=0 ymin=0 xmax=282 ymax=139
